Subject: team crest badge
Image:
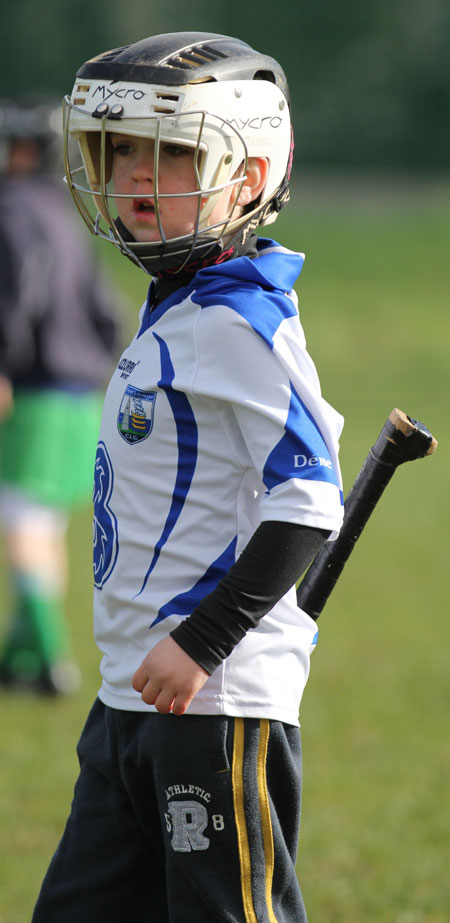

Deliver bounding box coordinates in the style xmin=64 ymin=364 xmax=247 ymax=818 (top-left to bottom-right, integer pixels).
xmin=117 ymin=385 xmax=156 ymax=444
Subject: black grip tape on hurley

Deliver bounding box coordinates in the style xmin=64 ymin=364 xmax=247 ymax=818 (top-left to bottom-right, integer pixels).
xmin=296 ymin=409 xmax=437 ymax=621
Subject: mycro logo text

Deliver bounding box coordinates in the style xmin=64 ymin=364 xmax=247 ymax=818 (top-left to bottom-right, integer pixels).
xmin=224 ymin=116 xmax=283 ymax=132
xmin=92 ymin=85 xmax=146 ymax=102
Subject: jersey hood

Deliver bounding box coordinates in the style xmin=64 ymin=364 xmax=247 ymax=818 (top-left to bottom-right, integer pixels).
xmin=196 ymin=237 xmax=304 ymax=294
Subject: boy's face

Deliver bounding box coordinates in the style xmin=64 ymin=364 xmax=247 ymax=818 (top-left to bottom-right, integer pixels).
xmin=110 ymin=133 xmax=201 ymax=243
xmin=110 ymin=132 xmax=248 ymax=244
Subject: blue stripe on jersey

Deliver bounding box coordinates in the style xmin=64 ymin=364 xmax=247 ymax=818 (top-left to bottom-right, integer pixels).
xmin=190 ymin=240 xmax=303 ymax=347
xmin=134 ymin=333 xmax=198 ymax=598
xmin=197 ymin=239 xmax=303 ymax=295
xmin=194 ymin=285 xmax=297 ymax=350
xmin=263 ymin=384 xmax=340 ymax=492
xmin=136 ymin=281 xmax=155 ymax=338
xmin=138 ymin=281 xmax=195 ymax=335
xmin=93 ymin=441 xmax=119 ymax=588
xmin=150 ymin=535 xmax=238 ymax=628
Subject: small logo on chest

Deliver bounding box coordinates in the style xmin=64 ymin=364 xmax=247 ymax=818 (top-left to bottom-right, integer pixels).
xmin=118 ymin=357 xmax=140 ymax=379
xmin=117 ymin=384 xmax=156 ymax=444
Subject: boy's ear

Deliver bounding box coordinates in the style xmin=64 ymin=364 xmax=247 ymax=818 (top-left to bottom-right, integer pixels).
xmin=236 ymin=157 xmax=269 ymax=207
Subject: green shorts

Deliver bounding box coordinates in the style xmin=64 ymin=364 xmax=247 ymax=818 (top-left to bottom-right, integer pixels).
xmin=0 ymin=388 xmax=103 ymax=509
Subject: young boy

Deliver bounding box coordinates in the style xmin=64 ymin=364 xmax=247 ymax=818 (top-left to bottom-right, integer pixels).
xmin=33 ymin=32 xmax=344 ymax=922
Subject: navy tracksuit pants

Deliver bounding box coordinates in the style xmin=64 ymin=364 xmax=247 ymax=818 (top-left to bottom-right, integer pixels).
xmin=32 ymin=698 xmax=307 ymax=922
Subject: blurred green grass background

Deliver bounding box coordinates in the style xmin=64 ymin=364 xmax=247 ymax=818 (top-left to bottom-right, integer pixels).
xmin=1 ymin=177 xmax=449 ymax=922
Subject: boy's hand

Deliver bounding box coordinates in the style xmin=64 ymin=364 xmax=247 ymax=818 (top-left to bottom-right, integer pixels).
xmin=132 ymin=636 xmax=209 ymax=715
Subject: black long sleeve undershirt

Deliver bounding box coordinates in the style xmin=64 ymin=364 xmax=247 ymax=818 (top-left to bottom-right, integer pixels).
xmin=170 ymin=521 xmax=330 ymax=675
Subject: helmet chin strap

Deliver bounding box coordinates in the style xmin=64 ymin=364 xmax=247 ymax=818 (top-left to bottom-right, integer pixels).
xmin=112 ymin=217 xmax=224 ymax=274
xmin=112 ymin=214 xmax=261 ymax=276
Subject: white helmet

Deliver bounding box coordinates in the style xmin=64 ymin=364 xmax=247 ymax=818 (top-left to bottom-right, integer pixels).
xmin=64 ymin=32 xmax=293 ymax=273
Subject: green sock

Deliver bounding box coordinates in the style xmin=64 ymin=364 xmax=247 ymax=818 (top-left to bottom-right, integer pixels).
xmin=1 ymin=574 xmax=70 ymax=679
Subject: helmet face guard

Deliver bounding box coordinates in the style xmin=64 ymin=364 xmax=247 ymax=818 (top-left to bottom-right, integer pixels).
xmin=64 ymin=33 xmax=293 ymax=274
xmin=63 ymin=97 xmax=250 ymax=273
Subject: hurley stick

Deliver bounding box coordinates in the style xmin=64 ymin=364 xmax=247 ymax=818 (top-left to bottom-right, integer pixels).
xmin=296 ymin=409 xmax=438 ymax=620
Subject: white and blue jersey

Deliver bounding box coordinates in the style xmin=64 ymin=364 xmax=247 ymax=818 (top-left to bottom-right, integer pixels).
xmin=93 ymin=239 xmax=344 ymax=724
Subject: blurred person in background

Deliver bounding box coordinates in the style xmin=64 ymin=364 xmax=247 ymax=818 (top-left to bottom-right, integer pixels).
xmin=0 ymin=97 xmax=122 ymax=695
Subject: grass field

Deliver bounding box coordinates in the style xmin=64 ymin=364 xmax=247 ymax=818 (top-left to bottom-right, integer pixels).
xmin=1 ymin=175 xmax=449 ymax=922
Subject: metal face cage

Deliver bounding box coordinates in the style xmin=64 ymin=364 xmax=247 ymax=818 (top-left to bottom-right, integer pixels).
xmin=63 ymin=97 xmax=249 ymax=274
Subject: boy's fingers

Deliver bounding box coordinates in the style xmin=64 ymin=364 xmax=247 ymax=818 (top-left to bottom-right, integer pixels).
xmin=131 ymin=667 xmax=146 ymax=692
xmin=155 ymin=691 xmax=177 ymax=715
xmin=134 ymin=673 xmax=191 ymax=714
xmin=136 ymin=675 xmax=178 ymax=712
xmin=140 ymin=681 xmax=159 ymax=705
xmin=171 ymin=695 xmax=189 ymax=716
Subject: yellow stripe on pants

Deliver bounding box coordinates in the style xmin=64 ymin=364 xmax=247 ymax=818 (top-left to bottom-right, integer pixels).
xmin=257 ymin=719 xmax=279 ymax=923
xmin=232 ymin=718 xmax=279 ymax=923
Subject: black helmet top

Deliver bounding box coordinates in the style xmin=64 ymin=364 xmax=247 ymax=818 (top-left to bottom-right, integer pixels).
xmin=77 ymin=32 xmax=290 ymax=104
